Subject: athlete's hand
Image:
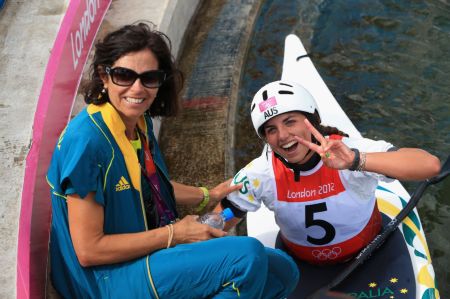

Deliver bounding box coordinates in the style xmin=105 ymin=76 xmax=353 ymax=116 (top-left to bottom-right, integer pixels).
xmin=172 ymin=215 xmax=227 ymax=245
xmin=295 ymin=119 xmax=355 ymax=170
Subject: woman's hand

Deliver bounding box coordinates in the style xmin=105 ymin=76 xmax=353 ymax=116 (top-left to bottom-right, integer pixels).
xmin=207 ymin=178 xmax=242 ymax=209
xmin=172 ymin=215 xmax=227 ymax=245
xmin=296 ymin=118 xmax=354 ymax=170
xmin=172 ymin=179 xmax=242 ymax=207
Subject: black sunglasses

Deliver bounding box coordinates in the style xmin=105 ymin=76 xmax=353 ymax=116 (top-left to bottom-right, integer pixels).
xmin=104 ymin=66 xmax=167 ymax=88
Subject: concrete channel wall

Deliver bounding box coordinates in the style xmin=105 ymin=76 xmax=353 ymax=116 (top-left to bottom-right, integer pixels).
xmin=159 ymin=0 xmax=263 ymax=205
xmin=0 ymin=1 xmax=199 ymax=297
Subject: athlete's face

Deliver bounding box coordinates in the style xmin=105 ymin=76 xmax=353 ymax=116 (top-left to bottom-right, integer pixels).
xmin=263 ymin=112 xmax=314 ymax=164
xmin=101 ymin=49 xmax=159 ymax=129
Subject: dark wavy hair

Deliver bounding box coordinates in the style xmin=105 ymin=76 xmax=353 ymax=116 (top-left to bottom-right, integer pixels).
xmin=82 ymin=22 xmax=183 ymax=117
xmin=305 ymin=110 xmax=348 ymax=138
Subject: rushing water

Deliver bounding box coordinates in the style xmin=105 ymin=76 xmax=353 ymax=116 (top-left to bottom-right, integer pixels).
xmin=235 ymin=0 xmax=450 ymax=295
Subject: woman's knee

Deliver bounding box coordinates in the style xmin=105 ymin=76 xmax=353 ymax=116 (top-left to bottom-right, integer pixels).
xmin=231 ymin=236 xmax=265 ymax=253
xmin=265 ymin=247 xmax=300 ymax=293
xmin=230 ymin=235 xmax=265 ymax=252
xmin=222 ymin=236 xmax=268 ymax=271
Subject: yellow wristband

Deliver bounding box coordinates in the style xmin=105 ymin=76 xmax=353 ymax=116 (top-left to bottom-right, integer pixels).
xmin=196 ymin=187 xmax=210 ymax=212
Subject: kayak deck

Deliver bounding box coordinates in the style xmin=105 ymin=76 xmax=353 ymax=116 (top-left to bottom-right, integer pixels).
xmin=280 ymin=215 xmax=415 ymax=299
xmin=246 ymin=34 xmax=440 ymax=299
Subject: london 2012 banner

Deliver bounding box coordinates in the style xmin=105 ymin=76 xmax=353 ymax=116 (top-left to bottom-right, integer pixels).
xmin=17 ymin=1 xmax=111 ymax=298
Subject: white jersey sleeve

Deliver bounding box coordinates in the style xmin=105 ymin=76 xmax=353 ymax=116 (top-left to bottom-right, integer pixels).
xmin=227 ymin=151 xmax=277 ymax=212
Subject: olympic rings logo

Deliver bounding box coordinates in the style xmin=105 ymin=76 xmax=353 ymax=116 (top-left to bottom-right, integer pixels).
xmin=311 ymin=247 xmax=342 ymax=261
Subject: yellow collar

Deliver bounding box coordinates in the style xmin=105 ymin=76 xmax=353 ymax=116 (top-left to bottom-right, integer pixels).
xmin=87 ymin=102 xmax=148 ymax=192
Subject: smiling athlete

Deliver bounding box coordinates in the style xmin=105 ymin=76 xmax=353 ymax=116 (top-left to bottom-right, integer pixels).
xmin=215 ymin=80 xmax=440 ymax=264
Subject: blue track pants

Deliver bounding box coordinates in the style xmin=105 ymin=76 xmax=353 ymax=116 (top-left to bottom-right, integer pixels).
xmin=149 ymin=236 xmax=299 ymax=298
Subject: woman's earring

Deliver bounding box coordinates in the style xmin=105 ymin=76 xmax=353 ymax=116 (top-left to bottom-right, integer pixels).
xmin=97 ymin=88 xmax=107 ymax=100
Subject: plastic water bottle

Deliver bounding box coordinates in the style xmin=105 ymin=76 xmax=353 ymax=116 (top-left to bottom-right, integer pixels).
xmin=198 ymin=208 xmax=234 ymax=230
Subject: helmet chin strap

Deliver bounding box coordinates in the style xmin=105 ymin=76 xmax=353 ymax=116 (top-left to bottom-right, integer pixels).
xmin=273 ymin=136 xmax=321 ymax=182
xmin=274 ymin=151 xmax=321 ymax=182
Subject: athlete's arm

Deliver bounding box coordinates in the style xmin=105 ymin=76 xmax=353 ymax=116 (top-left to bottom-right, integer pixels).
xmin=298 ymin=119 xmax=441 ymax=180
xmin=67 ymin=192 xmax=226 ymax=267
xmin=363 ymin=148 xmax=440 ymax=180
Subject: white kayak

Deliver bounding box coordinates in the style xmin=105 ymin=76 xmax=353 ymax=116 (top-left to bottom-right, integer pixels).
xmin=246 ymin=34 xmax=440 ymax=299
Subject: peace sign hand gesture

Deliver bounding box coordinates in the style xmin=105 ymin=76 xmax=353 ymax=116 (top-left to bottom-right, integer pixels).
xmin=295 ymin=119 xmax=355 ymax=170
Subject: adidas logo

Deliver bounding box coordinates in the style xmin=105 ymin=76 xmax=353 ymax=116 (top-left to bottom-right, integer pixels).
xmin=115 ymin=176 xmax=131 ymax=191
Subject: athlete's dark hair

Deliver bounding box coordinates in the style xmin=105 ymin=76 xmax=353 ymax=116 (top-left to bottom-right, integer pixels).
xmin=82 ymin=21 xmax=183 ymax=117
xmin=305 ymin=110 xmax=348 ymax=138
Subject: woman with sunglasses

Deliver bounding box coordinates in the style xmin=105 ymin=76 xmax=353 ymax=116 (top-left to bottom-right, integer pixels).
xmin=47 ymin=23 xmax=298 ymax=299
xmin=214 ymin=80 xmax=440 ymax=264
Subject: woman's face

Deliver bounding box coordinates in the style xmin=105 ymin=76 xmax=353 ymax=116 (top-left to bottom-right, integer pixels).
xmin=101 ymin=49 xmax=159 ymax=126
xmin=263 ymin=112 xmax=313 ymax=164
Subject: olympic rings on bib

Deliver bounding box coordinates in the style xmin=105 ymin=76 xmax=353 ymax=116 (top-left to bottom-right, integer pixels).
xmin=311 ymin=247 xmax=342 ymax=261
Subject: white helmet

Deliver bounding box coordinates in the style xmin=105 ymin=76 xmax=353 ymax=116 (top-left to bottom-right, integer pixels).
xmin=250 ymin=80 xmax=319 ymax=137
